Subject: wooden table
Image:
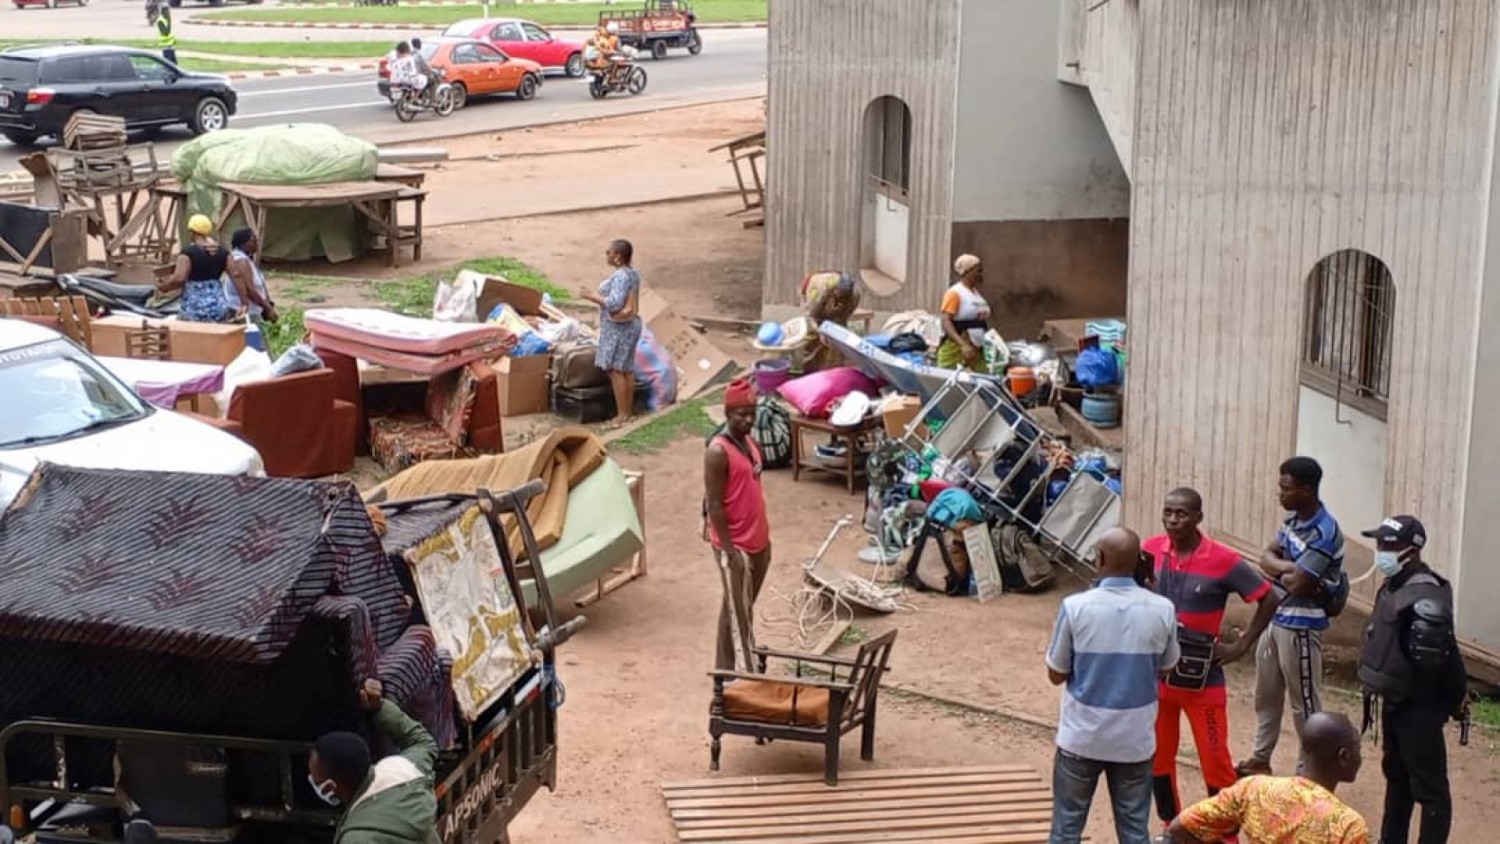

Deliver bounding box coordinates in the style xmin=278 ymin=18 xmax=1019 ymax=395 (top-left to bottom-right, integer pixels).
xmin=790 ymin=413 xmax=881 ymax=495
xmin=215 ymin=180 xmax=427 ymax=268
xmin=97 ymin=355 xmax=225 ymax=410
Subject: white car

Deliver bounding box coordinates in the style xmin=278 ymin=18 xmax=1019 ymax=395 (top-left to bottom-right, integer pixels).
xmin=0 ymin=320 xmax=264 ymax=510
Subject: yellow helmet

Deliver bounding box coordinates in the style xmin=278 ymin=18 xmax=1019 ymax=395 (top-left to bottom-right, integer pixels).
xmin=187 ymin=214 xmax=214 ymax=236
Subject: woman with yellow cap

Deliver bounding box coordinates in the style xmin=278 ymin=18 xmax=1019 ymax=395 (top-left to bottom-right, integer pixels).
xmin=160 ymin=214 xmax=232 ymax=322
xmin=936 ymin=253 xmax=990 ymax=370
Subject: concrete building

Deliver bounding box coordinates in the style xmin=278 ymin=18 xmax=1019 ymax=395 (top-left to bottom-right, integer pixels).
xmin=764 ymin=0 xmax=1130 ymax=336
xmin=769 ymin=0 xmax=1500 ymax=664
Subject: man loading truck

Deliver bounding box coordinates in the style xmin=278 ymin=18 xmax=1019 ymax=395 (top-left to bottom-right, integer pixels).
xmin=311 ymin=679 xmax=440 ymax=844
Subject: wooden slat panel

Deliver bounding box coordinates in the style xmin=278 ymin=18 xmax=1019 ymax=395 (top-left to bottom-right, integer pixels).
xmin=667 ymin=780 xmax=1047 ymax=811
xmin=676 ymin=800 xmax=1054 ymax=829
xmin=663 ymin=766 xmax=1056 ymax=843
xmin=671 ymin=789 xmax=1049 ymax=819
xmin=662 ymin=764 xmax=1034 ymax=790
xmin=663 ymin=771 xmax=1039 ymax=800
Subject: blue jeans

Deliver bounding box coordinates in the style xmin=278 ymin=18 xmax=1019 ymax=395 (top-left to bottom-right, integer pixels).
xmin=1049 ymin=747 xmax=1153 ymax=844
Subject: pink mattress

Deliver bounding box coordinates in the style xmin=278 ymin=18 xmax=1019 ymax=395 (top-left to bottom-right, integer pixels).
xmin=310 ymin=332 xmax=503 ymax=376
xmin=304 ymin=308 xmax=507 ymax=356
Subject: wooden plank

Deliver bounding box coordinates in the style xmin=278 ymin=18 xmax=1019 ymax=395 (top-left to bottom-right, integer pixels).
xmin=676 ymin=810 xmax=1054 ymax=841
xmin=806 ymin=618 xmax=850 ymax=656
xmin=666 ymin=781 xmax=1047 ymax=812
xmin=675 ymin=800 xmax=1054 ymax=829
xmin=670 ymin=791 xmax=1049 ymax=820
xmin=687 ymin=827 xmax=1050 ymax=844
xmin=694 ymin=827 xmax=1055 ymax=844
xmin=662 ymin=764 xmax=1034 ymax=791
xmin=663 ymin=771 xmax=1039 ymax=800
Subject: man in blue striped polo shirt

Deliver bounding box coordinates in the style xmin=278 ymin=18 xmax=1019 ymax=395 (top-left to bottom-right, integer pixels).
xmin=1046 ymin=527 xmax=1179 ymax=844
xmin=1240 ymin=456 xmax=1346 ymax=778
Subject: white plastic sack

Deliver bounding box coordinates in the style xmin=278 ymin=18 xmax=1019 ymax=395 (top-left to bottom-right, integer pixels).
xmin=535 ymin=317 xmax=581 ymax=346
xmin=212 ymin=346 xmax=273 ymax=417
xmin=270 ymin=343 xmax=325 ymax=378
xmin=433 ymin=272 xmax=483 ymax=323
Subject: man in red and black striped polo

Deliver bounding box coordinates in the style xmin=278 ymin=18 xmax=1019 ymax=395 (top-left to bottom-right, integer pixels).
xmin=1143 ymin=487 xmax=1280 ymax=827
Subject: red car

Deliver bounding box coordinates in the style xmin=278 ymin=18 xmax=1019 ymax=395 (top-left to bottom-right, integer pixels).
xmin=441 ymin=18 xmax=585 ymax=78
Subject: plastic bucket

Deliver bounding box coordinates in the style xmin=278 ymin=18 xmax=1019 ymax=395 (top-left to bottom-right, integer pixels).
xmin=1007 ymin=366 xmax=1037 ymax=397
xmin=1081 ymin=391 xmax=1121 ymax=429
xmin=752 ymin=358 xmax=792 ymax=395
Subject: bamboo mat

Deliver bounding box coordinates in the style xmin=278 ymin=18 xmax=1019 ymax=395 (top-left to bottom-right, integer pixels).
xmin=661 ymin=764 xmax=1068 ymax=843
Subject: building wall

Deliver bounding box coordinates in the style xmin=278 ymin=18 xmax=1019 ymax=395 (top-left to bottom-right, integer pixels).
xmin=1294 ymin=389 xmax=1388 ymax=551
xmin=764 ymin=0 xmax=961 ymax=316
xmin=1458 ymin=44 xmax=1500 ymax=659
xmin=948 ymin=0 xmax=1130 ymax=337
xmin=1121 ymin=0 xmax=1499 ymax=639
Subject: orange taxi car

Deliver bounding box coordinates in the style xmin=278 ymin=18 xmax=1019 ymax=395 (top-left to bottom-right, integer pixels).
xmin=377 ymin=37 xmax=544 ymax=107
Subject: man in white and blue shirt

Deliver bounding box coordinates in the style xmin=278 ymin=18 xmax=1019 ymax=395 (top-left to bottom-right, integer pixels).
xmin=1046 ymin=527 xmax=1179 ymax=844
xmin=1240 ymin=456 xmax=1346 ymax=778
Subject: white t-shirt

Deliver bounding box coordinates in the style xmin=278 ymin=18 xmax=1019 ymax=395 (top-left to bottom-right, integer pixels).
xmin=940 ymin=282 xmax=991 ymax=344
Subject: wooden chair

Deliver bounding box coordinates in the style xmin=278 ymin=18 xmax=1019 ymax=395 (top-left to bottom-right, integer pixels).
xmin=124 ymin=321 xmax=171 ymax=360
xmin=708 ymin=629 xmax=897 ymax=785
xmin=0 ymin=295 xmax=93 ymax=348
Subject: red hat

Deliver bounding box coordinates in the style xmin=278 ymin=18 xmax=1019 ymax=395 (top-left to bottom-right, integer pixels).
xmin=724 ymin=378 xmax=755 ymax=410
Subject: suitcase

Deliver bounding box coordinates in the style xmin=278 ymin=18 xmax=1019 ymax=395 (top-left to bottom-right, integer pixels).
xmin=552 ymin=382 xmax=650 ymax=424
xmin=550 ymin=341 xmax=610 ymax=390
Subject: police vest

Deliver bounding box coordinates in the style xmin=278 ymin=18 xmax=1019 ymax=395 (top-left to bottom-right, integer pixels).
xmin=157 ymin=17 xmax=176 ymax=49
xmin=1357 ymin=569 xmax=1451 ymax=703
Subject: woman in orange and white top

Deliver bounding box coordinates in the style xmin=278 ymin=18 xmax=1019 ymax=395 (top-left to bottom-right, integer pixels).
xmin=937 ymin=253 xmax=990 ymax=370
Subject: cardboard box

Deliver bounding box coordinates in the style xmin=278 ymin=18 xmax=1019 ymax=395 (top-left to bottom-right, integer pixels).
xmin=637 ymin=287 xmax=736 ymax=399
xmin=468 ymin=271 xmax=545 ymax=320
xmin=92 ymin=315 xmax=246 ymax=366
xmin=882 ymin=395 xmax=924 ymax=439
xmin=493 ymin=354 xmax=550 ymax=417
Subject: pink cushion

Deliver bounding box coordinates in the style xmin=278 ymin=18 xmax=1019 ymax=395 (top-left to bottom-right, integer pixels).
xmin=777 ymin=367 xmax=881 ymax=418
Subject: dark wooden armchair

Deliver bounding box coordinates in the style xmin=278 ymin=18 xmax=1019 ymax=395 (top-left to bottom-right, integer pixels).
xmin=708 ymin=629 xmax=897 ymax=785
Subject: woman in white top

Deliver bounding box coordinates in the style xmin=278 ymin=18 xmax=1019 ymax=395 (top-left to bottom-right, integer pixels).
xmin=224 ymin=228 xmax=277 ymax=326
xmin=937 ymin=253 xmax=990 ymax=370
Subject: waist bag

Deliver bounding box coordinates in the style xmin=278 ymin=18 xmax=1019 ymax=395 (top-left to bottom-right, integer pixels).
xmin=1166 ymin=626 xmax=1217 ymax=691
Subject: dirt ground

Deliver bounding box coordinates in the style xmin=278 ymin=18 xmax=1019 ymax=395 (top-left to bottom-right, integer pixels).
xmin=507 ymin=441 xmax=1500 ymax=843
xmin=249 ymin=100 xmax=1500 ymax=841
xmin=261 ymin=99 xmax=767 ymax=322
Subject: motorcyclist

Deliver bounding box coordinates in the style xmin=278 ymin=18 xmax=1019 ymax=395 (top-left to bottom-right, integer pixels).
xmin=409 ymin=37 xmax=441 ymax=102
xmin=388 ymin=42 xmax=428 ymax=105
xmin=586 ymin=23 xmax=625 ymax=86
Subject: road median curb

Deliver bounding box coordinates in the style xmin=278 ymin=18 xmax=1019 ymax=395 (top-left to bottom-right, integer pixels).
xmin=187 ymin=18 xmax=765 ymax=32
xmin=222 ymin=62 xmax=379 ymax=80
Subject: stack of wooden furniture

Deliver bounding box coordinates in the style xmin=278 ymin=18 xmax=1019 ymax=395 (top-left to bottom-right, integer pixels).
xmin=0 ymin=295 xmax=93 ymax=347
xmin=61 ymin=113 xmax=134 ymax=188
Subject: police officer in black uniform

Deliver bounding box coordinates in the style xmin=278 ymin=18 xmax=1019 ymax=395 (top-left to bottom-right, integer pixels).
xmin=1357 ymin=515 xmax=1468 ymax=844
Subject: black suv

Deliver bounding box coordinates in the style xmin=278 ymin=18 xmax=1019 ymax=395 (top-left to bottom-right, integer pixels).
xmin=0 ymin=45 xmax=238 ymax=146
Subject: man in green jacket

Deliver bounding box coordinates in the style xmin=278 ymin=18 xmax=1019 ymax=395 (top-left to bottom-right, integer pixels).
xmin=309 ymin=680 xmax=440 ymax=844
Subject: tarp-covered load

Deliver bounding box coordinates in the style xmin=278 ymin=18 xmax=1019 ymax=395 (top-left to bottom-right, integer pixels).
xmin=171 ymin=123 xmax=378 ymax=262
xmin=0 ymin=464 xmax=454 ymax=785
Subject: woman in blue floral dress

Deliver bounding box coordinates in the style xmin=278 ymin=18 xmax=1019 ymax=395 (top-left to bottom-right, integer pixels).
xmin=158 ymin=214 xmax=231 ymax=322
xmin=577 ymin=239 xmax=642 ymax=427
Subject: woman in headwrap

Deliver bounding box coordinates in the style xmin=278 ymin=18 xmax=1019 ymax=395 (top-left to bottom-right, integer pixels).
xmin=159 ymin=214 xmax=231 ymax=323
xmin=796 ymin=271 xmax=861 ymax=372
xmin=936 ymin=254 xmax=991 ymax=371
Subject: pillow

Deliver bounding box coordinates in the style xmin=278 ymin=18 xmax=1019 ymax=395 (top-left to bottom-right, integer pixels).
xmin=776 ymin=367 xmax=881 ymax=418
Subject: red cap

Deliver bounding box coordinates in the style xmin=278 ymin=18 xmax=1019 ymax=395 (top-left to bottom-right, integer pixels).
xmin=724 ymin=378 xmax=755 ymax=410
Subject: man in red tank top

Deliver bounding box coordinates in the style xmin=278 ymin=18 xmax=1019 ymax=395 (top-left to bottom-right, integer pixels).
xmin=704 ymin=379 xmax=772 ymax=671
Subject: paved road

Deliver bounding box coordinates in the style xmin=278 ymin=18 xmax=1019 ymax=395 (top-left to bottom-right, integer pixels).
xmin=0 ymin=28 xmax=765 ymax=173
xmin=6 ymin=0 xmax=464 ymax=43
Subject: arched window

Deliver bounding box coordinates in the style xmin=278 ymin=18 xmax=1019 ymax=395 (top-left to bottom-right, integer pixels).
xmin=860 ymin=96 xmax=913 ymax=287
xmin=866 ymin=96 xmax=912 ymax=198
xmin=1300 ymin=250 xmax=1395 ymax=418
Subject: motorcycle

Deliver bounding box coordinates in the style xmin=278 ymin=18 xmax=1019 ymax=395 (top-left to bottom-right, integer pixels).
xmin=390 ymin=68 xmax=458 ymax=122
xmin=588 ymin=53 xmax=648 ymax=100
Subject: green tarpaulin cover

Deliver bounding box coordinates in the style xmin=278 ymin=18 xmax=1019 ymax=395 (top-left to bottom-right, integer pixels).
xmin=172 ymin=124 xmax=378 ymax=262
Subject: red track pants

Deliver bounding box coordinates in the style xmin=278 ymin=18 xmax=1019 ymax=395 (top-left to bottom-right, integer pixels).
xmin=1152 ymin=690 xmax=1238 ymax=822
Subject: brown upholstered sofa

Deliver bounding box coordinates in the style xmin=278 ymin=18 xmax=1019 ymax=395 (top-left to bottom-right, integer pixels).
xmin=211 ymin=368 xmax=358 ymax=478
xmin=316 ymin=351 xmax=503 ymax=472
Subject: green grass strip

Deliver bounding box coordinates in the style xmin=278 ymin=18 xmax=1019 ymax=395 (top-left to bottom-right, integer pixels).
xmin=204 ymin=0 xmax=766 ymax=28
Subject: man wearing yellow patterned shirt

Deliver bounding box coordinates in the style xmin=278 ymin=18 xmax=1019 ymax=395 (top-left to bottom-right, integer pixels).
xmin=1158 ymin=712 xmax=1369 ymax=844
